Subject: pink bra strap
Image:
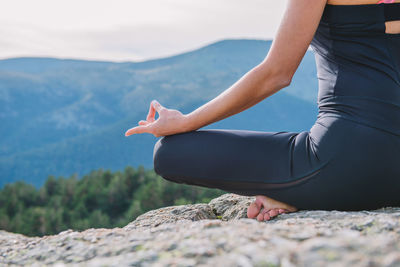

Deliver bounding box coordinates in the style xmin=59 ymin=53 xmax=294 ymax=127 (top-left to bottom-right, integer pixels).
xmin=377 ymin=0 xmax=395 ymax=3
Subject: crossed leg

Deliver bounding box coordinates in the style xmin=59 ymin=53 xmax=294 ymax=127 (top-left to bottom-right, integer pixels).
xmin=153 ymin=129 xmax=309 ymax=221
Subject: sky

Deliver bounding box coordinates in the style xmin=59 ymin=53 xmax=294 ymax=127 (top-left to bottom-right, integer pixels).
xmin=0 ymin=0 xmax=288 ymax=62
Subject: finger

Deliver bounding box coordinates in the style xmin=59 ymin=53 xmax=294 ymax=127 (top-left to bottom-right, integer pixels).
xmin=146 ymin=101 xmax=156 ymax=123
xmin=125 ymin=125 xmax=151 ymax=136
xmin=138 ymin=120 xmax=150 ymax=126
xmin=152 ymin=100 xmax=163 ymax=113
xmin=147 ymin=100 xmax=165 ymax=123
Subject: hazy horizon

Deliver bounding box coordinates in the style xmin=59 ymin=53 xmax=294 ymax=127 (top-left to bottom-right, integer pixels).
xmin=0 ymin=0 xmax=288 ymax=62
xmin=0 ymin=38 xmax=274 ymax=63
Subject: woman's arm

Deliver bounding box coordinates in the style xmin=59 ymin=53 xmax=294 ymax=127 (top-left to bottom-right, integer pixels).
xmin=125 ymin=0 xmax=327 ymax=137
xmin=183 ymin=0 xmax=327 ymax=131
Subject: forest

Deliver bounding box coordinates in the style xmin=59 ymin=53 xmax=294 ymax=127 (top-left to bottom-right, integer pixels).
xmin=0 ymin=166 xmax=225 ymax=237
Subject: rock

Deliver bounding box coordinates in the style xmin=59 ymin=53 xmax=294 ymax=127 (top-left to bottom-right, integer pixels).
xmin=125 ymin=203 xmax=217 ymax=230
xmin=0 ymin=193 xmax=400 ymax=267
xmin=209 ymin=193 xmax=254 ymax=220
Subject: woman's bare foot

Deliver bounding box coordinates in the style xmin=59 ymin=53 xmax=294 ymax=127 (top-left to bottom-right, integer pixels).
xmin=247 ymin=195 xmax=298 ymax=221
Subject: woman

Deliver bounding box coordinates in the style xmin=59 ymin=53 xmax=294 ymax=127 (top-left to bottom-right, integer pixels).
xmin=125 ymin=0 xmax=400 ymax=221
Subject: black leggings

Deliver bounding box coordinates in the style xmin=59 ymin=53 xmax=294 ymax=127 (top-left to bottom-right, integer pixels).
xmin=153 ymin=3 xmax=400 ymax=211
xmin=153 ymin=116 xmax=400 ymax=211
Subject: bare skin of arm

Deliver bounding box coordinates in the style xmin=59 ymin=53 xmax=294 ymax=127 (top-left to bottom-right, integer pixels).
xmin=125 ymin=0 xmax=328 ymax=137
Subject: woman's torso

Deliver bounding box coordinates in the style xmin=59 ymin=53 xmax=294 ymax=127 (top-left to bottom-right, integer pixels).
xmin=310 ymin=0 xmax=400 ymax=136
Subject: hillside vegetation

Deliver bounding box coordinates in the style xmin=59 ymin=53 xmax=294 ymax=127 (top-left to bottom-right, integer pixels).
xmin=0 ymin=166 xmax=225 ymax=237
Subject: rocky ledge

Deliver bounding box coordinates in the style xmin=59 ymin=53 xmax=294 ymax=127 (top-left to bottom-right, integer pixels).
xmin=1 ymin=193 xmax=400 ymax=267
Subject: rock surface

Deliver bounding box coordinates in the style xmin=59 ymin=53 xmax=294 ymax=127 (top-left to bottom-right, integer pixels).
xmin=1 ymin=193 xmax=400 ymax=267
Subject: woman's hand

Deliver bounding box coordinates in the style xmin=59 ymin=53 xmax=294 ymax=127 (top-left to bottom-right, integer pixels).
xmin=124 ymin=100 xmax=191 ymax=137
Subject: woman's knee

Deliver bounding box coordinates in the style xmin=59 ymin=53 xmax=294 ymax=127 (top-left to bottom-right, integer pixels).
xmin=153 ymin=136 xmax=175 ymax=177
xmin=153 ymin=137 xmax=165 ymax=176
xmin=153 ymin=131 xmax=201 ymax=178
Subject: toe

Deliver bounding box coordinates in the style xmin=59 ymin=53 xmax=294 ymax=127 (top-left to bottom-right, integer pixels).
xmin=263 ymin=212 xmax=271 ymax=221
xmin=247 ymin=202 xmax=261 ymax=219
xmin=268 ymin=209 xmax=279 ymax=218
xmin=257 ymin=213 xmax=264 ymax=221
xmin=278 ymin=209 xmax=286 ymax=214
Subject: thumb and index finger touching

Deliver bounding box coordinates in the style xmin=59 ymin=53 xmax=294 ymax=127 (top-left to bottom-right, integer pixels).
xmin=146 ymin=100 xmax=163 ymax=122
xmin=125 ymin=100 xmax=164 ymax=136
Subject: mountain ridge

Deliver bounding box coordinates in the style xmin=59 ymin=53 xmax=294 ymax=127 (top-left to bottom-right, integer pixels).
xmin=0 ymin=39 xmax=319 ymax=187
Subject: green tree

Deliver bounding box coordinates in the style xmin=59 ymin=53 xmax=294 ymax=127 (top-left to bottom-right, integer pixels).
xmin=0 ymin=165 xmax=225 ymax=237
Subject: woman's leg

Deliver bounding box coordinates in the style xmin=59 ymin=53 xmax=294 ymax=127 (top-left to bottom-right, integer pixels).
xmin=153 ymin=127 xmax=329 ymax=193
xmin=154 ymin=130 xmax=316 ymax=221
xmin=153 ymin=129 xmax=306 ymax=193
xmin=153 ymin=117 xmax=400 ymax=214
xmin=152 ymin=128 xmax=325 ymax=219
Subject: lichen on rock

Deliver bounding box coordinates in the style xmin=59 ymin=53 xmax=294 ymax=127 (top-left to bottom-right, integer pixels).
xmin=1 ymin=193 xmax=400 ymax=266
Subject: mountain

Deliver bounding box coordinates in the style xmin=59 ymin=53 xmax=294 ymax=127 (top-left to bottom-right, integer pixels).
xmin=0 ymin=39 xmax=319 ymax=187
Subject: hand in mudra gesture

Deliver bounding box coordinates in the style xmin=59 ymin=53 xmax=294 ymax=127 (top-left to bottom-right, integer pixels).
xmin=125 ymin=100 xmax=189 ymax=138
